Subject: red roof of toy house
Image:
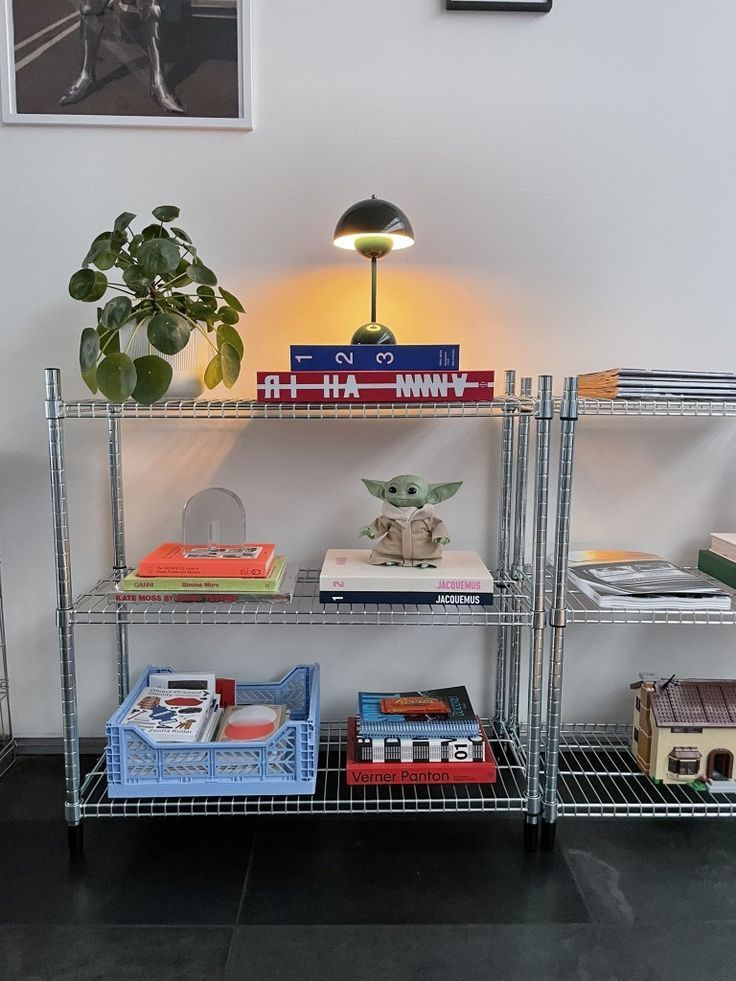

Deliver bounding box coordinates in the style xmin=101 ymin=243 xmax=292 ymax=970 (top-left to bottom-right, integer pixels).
xmin=650 ymin=680 xmax=736 ymax=728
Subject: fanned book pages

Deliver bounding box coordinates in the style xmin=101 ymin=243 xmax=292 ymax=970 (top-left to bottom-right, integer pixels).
xmin=568 ymin=551 xmax=731 ymax=611
xmin=577 ymin=369 xmax=736 ymax=400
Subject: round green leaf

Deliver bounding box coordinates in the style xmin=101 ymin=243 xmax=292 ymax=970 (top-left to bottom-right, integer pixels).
xmin=217 ymin=324 xmax=244 ymax=359
xmin=217 ymin=305 xmax=240 ymax=326
xmin=136 ymin=238 xmax=181 ymax=279
xmin=197 ymin=285 xmax=215 ymax=298
xmin=152 ymin=205 xmax=180 ymax=223
xmin=122 ymin=264 xmax=151 ymax=294
xmin=101 ymin=295 xmax=132 ymax=330
xmin=187 ymin=263 xmax=217 ymax=286
xmin=204 ymin=354 xmax=223 ymax=390
xmin=128 ymin=234 xmax=143 ymax=256
xmin=79 ymin=328 xmax=100 ymax=393
xmin=114 ymin=212 xmax=136 ymax=233
xmin=219 ymin=288 xmax=245 ymax=313
xmin=147 ymin=311 xmax=191 ymax=355
xmin=97 ymin=353 xmax=136 ymax=402
xmin=83 ymin=238 xmax=116 ymax=270
xmin=141 ymin=223 xmax=169 ymax=241
xmin=170 ymin=226 xmax=191 ymax=243
xmin=132 ymin=355 xmax=173 ymax=404
xmin=69 ymin=268 xmax=108 ymax=302
xmin=220 ymin=342 xmax=241 ymax=389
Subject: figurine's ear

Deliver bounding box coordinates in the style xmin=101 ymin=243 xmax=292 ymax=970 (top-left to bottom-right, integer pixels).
xmin=362 ymin=479 xmax=386 ymax=500
xmin=427 ymin=481 xmax=463 ymax=504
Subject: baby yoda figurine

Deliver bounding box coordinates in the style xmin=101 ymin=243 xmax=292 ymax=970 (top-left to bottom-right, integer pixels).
xmin=360 ymin=474 xmax=463 ymax=567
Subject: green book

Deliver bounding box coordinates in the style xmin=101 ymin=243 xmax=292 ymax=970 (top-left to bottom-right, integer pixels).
xmin=697 ymin=549 xmax=736 ymax=591
xmin=117 ymin=555 xmax=287 ymax=593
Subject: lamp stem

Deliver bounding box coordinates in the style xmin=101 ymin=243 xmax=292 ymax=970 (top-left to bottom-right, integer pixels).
xmin=371 ymin=256 xmax=377 ymax=323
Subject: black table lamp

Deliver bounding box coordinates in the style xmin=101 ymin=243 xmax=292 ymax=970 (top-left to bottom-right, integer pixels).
xmin=333 ymin=196 xmax=414 ymax=344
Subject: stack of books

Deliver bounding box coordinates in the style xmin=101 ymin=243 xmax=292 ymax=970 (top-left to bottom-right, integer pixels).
xmin=114 ymin=542 xmax=298 ymax=604
xmin=319 ymin=549 xmax=494 ymax=606
xmin=123 ymin=670 xmax=289 ymax=744
xmin=569 ymin=550 xmax=731 ymax=611
xmin=345 ymin=686 xmax=497 ymax=786
xmin=698 ymin=534 xmax=736 ymax=591
xmin=577 ymin=368 xmax=736 ymax=401
xmin=256 ymin=344 xmax=494 ymax=403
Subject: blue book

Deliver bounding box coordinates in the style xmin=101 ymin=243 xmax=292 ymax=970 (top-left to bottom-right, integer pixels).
xmin=290 ymin=344 xmax=460 ymax=372
xmin=357 ymin=686 xmax=480 ymax=738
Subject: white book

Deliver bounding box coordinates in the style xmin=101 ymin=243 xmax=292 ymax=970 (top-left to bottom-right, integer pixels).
xmin=199 ymin=705 xmax=223 ymax=743
xmin=319 ymin=549 xmax=493 ymax=594
xmin=124 ymin=686 xmax=214 ymax=742
xmin=710 ymin=534 xmax=736 ymax=564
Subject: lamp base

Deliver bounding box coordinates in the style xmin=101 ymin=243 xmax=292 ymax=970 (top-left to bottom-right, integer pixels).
xmin=351 ymin=323 xmax=396 ymax=345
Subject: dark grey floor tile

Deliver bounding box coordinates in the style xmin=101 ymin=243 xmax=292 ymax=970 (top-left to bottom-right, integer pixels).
xmin=562 ymin=818 xmax=736 ymax=923
xmin=0 ymin=818 xmax=255 ymax=924
xmin=239 ymin=818 xmax=589 ymax=924
xmin=227 ymin=922 xmax=736 ymax=981
xmin=0 ymin=924 xmax=231 ymax=980
xmin=0 ymin=756 xmax=98 ymax=821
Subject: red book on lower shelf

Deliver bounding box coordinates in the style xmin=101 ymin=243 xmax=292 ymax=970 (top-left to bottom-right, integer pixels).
xmin=256 ymin=371 xmax=494 ymax=403
xmin=345 ymin=718 xmax=497 ymax=786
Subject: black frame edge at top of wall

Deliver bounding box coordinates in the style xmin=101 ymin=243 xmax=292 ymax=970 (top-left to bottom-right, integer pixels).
xmin=446 ymin=1 xmax=553 ymax=12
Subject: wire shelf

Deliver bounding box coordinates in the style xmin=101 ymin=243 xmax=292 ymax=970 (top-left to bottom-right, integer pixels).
xmin=78 ymin=720 xmax=525 ymax=817
xmin=546 ymin=570 xmax=736 ymax=625
xmin=60 ymin=398 xmax=537 ymax=421
xmin=573 ymin=398 xmax=736 ymax=418
xmin=72 ymin=570 xmax=530 ymax=626
xmin=550 ymin=723 xmax=736 ymax=817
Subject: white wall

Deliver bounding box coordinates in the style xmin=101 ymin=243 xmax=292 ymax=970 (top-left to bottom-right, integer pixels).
xmin=1 ymin=0 xmax=735 ymax=737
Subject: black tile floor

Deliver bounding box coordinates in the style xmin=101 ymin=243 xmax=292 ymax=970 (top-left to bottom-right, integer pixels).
xmin=2 ymin=756 xmax=736 ymax=979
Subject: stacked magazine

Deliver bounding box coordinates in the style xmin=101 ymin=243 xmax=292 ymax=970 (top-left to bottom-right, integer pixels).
xmin=568 ymin=551 xmax=731 ymax=611
xmin=577 ymin=369 xmax=736 ymax=401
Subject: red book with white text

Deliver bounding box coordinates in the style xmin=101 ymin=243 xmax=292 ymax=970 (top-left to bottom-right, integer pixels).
xmin=138 ymin=543 xmax=276 ymax=578
xmin=256 ymin=371 xmax=494 ymax=403
xmin=345 ymin=718 xmax=497 ymax=785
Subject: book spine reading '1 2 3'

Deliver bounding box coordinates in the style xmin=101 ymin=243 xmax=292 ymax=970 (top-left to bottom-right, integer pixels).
xmin=256 ymin=371 xmax=494 ymax=403
xmin=289 ymin=345 xmax=460 ymax=372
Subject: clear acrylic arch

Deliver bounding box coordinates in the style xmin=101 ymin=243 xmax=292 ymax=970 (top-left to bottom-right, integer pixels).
xmin=182 ymin=488 xmax=246 ymax=544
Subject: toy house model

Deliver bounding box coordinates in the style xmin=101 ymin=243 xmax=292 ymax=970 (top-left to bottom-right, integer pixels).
xmin=631 ymin=675 xmax=736 ymax=788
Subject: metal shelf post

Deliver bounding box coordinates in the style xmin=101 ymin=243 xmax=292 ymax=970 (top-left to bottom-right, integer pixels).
xmin=541 ymin=376 xmax=578 ymax=850
xmin=522 ymin=376 xmax=553 ymax=850
xmin=45 ymin=368 xmax=83 ymax=853
xmin=494 ymin=370 xmax=516 ymax=723
xmin=507 ymin=376 xmax=533 ymax=732
xmin=107 ymin=406 xmax=130 ymax=702
xmin=0 ymin=557 xmax=15 ymax=776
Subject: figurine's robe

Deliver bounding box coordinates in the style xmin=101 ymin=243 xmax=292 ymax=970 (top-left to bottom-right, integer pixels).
xmin=367 ymin=503 xmax=449 ymax=567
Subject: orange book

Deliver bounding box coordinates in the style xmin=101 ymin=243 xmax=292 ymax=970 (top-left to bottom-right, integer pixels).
xmin=138 ymin=543 xmax=276 ymax=578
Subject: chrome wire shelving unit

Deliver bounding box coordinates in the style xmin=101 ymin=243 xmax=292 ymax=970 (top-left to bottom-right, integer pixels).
xmin=78 ymin=720 xmax=526 ymax=817
xmin=540 ymin=382 xmax=736 ymax=848
xmin=45 ymin=368 xmax=554 ymax=853
xmin=0 ymin=558 xmax=15 ymax=776
xmin=75 ymin=570 xmax=532 ymax=627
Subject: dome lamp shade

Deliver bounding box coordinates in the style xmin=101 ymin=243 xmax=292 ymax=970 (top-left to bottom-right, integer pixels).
xmin=333 ymin=196 xmax=413 ymax=344
xmin=333 ymin=197 xmax=414 ymax=258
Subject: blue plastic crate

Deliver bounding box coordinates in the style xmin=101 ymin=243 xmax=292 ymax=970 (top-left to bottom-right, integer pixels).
xmin=105 ymin=664 xmax=319 ymax=798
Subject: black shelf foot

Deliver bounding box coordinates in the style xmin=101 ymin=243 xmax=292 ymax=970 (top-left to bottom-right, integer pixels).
xmin=541 ymin=819 xmax=556 ymax=852
xmin=523 ymin=817 xmax=540 ymax=852
xmin=67 ymin=823 xmax=84 ymax=858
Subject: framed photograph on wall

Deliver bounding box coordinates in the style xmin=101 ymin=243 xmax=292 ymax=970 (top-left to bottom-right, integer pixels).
xmin=447 ymin=1 xmax=552 ymax=10
xmin=0 ymin=0 xmax=252 ymax=128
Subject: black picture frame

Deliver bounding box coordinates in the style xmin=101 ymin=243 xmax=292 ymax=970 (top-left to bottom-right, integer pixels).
xmin=447 ymin=1 xmax=552 ymax=11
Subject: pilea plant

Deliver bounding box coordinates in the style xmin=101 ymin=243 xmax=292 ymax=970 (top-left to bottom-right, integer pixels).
xmin=71 ymin=206 xmax=244 ymax=404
